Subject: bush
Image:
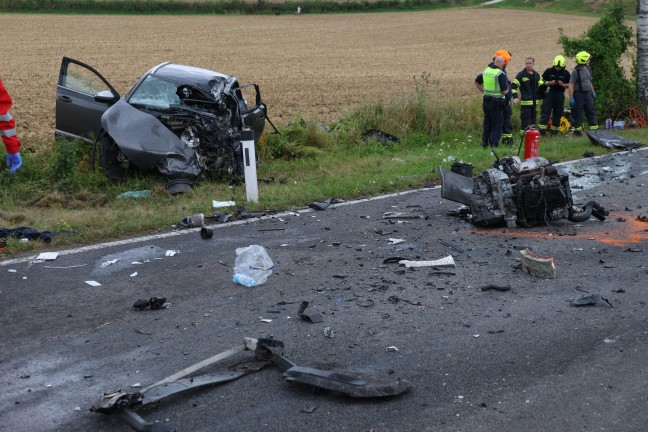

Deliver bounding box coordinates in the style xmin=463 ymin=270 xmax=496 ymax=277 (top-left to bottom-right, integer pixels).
xmin=558 ymin=0 xmax=637 ymax=119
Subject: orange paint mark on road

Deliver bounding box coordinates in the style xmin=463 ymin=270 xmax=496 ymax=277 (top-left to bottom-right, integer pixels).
xmin=465 ymin=211 xmax=648 ymax=248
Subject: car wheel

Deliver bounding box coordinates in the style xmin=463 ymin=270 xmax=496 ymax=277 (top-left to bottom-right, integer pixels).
xmin=98 ymin=131 xmax=128 ymax=181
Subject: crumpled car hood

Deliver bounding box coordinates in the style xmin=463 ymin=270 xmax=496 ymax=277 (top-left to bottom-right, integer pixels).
xmin=101 ymin=99 xmax=201 ymax=179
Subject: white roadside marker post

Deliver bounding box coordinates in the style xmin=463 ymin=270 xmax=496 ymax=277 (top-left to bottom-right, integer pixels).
xmin=241 ymin=128 xmax=258 ymax=203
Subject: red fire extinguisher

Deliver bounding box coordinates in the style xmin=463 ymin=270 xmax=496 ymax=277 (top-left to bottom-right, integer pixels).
xmin=523 ymin=127 xmax=540 ymax=159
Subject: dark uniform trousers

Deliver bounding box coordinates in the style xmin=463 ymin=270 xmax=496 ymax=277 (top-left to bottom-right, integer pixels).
xmin=572 ymin=91 xmax=597 ymax=132
xmin=482 ymin=95 xmax=505 ymax=147
xmin=539 ymin=91 xmax=565 ymax=135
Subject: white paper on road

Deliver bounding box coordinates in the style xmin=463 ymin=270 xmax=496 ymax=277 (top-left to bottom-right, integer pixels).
xmin=399 ymin=255 xmax=455 ymax=268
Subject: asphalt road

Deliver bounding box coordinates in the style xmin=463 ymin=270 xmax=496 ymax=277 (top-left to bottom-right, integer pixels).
xmin=1 ymin=148 xmax=648 ymax=432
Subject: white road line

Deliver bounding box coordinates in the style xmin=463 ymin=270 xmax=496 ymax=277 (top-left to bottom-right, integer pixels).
xmin=0 ymin=188 xmax=433 ymax=267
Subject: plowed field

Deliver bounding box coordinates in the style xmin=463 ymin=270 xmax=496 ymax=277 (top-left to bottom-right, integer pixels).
xmin=4 ymin=9 xmax=598 ymax=148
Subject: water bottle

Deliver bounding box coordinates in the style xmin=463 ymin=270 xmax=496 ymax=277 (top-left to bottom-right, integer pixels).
xmin=605 ymin=118 xmax=612 ymax=130
xmin=233 ymin=273 xmax=257 ymax=287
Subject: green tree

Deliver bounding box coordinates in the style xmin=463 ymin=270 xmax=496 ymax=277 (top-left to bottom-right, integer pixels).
xmin=558 ymin=0 xmax=636 ymax=119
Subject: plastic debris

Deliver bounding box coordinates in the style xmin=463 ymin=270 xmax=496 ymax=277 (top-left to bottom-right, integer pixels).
xmin=386 ymin=346 xmax=399 ymax=352
xmin=298 ymin=301 xmax=323 ymax=323
xmin=36 ymin=252 xmax=59 ymax=261
xmin=165 ymin=250 xmax=179 ymax=257
xmin=133 ymin=297 xmax=167 ymax=311
xmin=213 ymin=200 xmax=236 ymax=208
xmin=520 ymin=249 xmax=556 ymax=279
xmin=480 ymin=284 xmax=511 ymax=292
xmin=569 ymin=293 xmax=613 ymax=308
xmin=117 ymin=190 xmax=151 ymax=199
xmin=323 ymin=327 xmax=335 ymax=338
xmin=85 ymin=281 xmax=101 ymax=287
xmin=233 ymin=245 xmax=274 ymax=286
xmin=399 ymin=255 xmax=455 ymax=268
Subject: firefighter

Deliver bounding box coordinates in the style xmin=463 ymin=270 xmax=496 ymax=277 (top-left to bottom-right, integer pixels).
xmin=568 ymin=51 xmax=598 ymax=136
xmin=512 ymin=57 xmax=543 ymax=135
xmin=475 ymin=52 xmax=510 ymax=148
xmin=538 ymin=55 xmax=571 ymax=136
xmin=0 ymin=76 xmax=22 ymax=174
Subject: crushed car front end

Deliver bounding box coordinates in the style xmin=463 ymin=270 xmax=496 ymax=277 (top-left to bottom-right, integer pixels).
xmin=101 ymin=62 xmax=266 ymax=182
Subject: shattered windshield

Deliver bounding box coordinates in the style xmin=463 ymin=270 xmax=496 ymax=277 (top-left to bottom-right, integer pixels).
xmin=129 ymin=75 xmax=181 ymax=109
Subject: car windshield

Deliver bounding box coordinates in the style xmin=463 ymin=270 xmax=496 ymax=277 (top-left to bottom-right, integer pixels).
xmin=129 ymin=75 xmax=181 ymax=109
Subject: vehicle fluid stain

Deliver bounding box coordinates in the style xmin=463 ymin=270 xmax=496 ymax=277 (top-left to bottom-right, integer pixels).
xmin=92 ymin=245 xmax=169 ymax=277
xmin=466 ymin=212 xmax=648 ymax=247
xmin=567 ymin=158 xmax=634 ymax=192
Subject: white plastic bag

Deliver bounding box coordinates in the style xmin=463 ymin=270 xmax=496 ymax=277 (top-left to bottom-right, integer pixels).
xmin=233 ymin=245 xmax=274 ymax=286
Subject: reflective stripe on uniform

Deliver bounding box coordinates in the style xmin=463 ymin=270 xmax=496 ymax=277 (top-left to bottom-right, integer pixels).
xmin=0 ymin=113 xmax=12 ymax=122
xmin=0 ymin=128 xmax=16 ymax=137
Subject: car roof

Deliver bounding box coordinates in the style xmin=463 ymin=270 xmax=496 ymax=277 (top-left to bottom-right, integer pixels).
xmin=149 ymin=63 xmax=232 ymax=87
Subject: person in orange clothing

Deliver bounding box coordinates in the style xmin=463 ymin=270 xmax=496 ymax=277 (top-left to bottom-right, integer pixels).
xmin=0 ymin=76 xmax=22 ymax=174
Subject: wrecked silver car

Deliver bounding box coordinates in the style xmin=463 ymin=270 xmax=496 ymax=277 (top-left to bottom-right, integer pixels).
xmin=440 ymin=155 xmax=608 ymax=228
xmin=55 ymin=57 xmax=266 ymax=183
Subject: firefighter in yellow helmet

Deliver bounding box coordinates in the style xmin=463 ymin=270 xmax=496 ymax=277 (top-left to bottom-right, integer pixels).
xmin=539 ymin=55 xmax=571 ymax=136
xmin=475 ymin=51 xmax=510 ymax=147
xmin=568 ymin=51 xmax=598 ymax=136
xmin=511 ymin=57 xmax=543 ymax=135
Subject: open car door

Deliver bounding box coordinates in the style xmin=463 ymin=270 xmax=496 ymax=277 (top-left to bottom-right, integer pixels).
xmin=55 ymin=57 xmax=120 ymax=143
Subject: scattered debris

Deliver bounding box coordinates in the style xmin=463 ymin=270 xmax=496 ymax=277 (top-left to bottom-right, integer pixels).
xmin=480 ymin=284 xmax=511 ymax=292
xmin=165 ymin=250 xmax=179 ymax=257
xmin=180 ymin=213 xmax=204 ymax=228
xmin=388 ymin=295 xmax=421 ymax=306
xmin=386 ymin=346 xmax=399 ymax=352
xmin=520 ymin=249 xmax=556 ymax=279
xmin=388 ymin=238 xmax=405 ymax=245
xmin=91 ymin=336 xmax=411 ymax=430
xmin=569 ymin=293 xmax=613 ymax=308
xmin=100 ymin=259 xmax=119 ymax=268
xmin=213 ymin=200 xmax=236 ymax=208
xmin=0 ymin=227 xmax=53 ymax=243
xmin=200 ymin=227 xmax=214 ymax=240
xmin=309 ymin=198 xmax=334 ymax=211
xmin=166 ymin=179 xmax=194 ymax=195
xmin=383 ymin=212 xmax=422 ymax=220
xmin=233 ymin=245 xmax=274 ymax=286
xmin=323 ymin=327 xmax=335 ymax=338
xmin=398 ymin=255 xmax=455 ymax=268
xmin=35 ymin=252 xmax=59 ymax=261
xmin=133 ymin=297 xmax=167 ymax=311
xmin=117 ymin=190 xmax=151 ymax=199
xmin=438 ymin=239 xmax=463 ymax=253
xmin=85 ymin=281 xmax=101 ymax=287
xmin=362 ymin=129 xmax=400 ymax=146
xmin=298 ymin=301 xmax=323 ymax=323
xmin=586 ymin=130 xmax=643 ymax=150
xmin=624 ymin=248 xmax=643 ymax=253
xmin=302 ymin=404 xmax=317 ymax=413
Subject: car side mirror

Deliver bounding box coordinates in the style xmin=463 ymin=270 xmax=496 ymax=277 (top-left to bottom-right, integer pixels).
xmin=94 ymin=90 xmax=117 ymax=103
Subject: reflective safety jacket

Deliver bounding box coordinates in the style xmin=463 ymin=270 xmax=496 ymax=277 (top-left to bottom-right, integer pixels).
xmin=0 ymin=78 xmax=21 ymax=154
xmin=477 ymin=63 xmax=507 ymax=99
xmin=512 ymin=69 xmax=543 ymax=106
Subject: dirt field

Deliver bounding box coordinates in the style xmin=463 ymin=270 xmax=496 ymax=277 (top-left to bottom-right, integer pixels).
xmin=3 ymin=9 xmax=599 ymax=149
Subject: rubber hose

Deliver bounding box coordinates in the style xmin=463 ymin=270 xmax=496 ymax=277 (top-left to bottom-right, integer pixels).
xmin=568 ymin=204 xmax=593 ymax=222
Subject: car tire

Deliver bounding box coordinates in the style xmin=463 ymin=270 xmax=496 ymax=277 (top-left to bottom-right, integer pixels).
xmin=98 ymin=131 xmax=128 ymax=181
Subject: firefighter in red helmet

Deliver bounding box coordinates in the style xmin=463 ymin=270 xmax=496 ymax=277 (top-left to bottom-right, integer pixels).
xmin=0 ymin=76 xmax=22 ymax=173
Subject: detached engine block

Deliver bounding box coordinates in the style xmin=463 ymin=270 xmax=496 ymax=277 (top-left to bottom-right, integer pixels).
xmin=440 ymin=156 xmax=607 ymax=228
